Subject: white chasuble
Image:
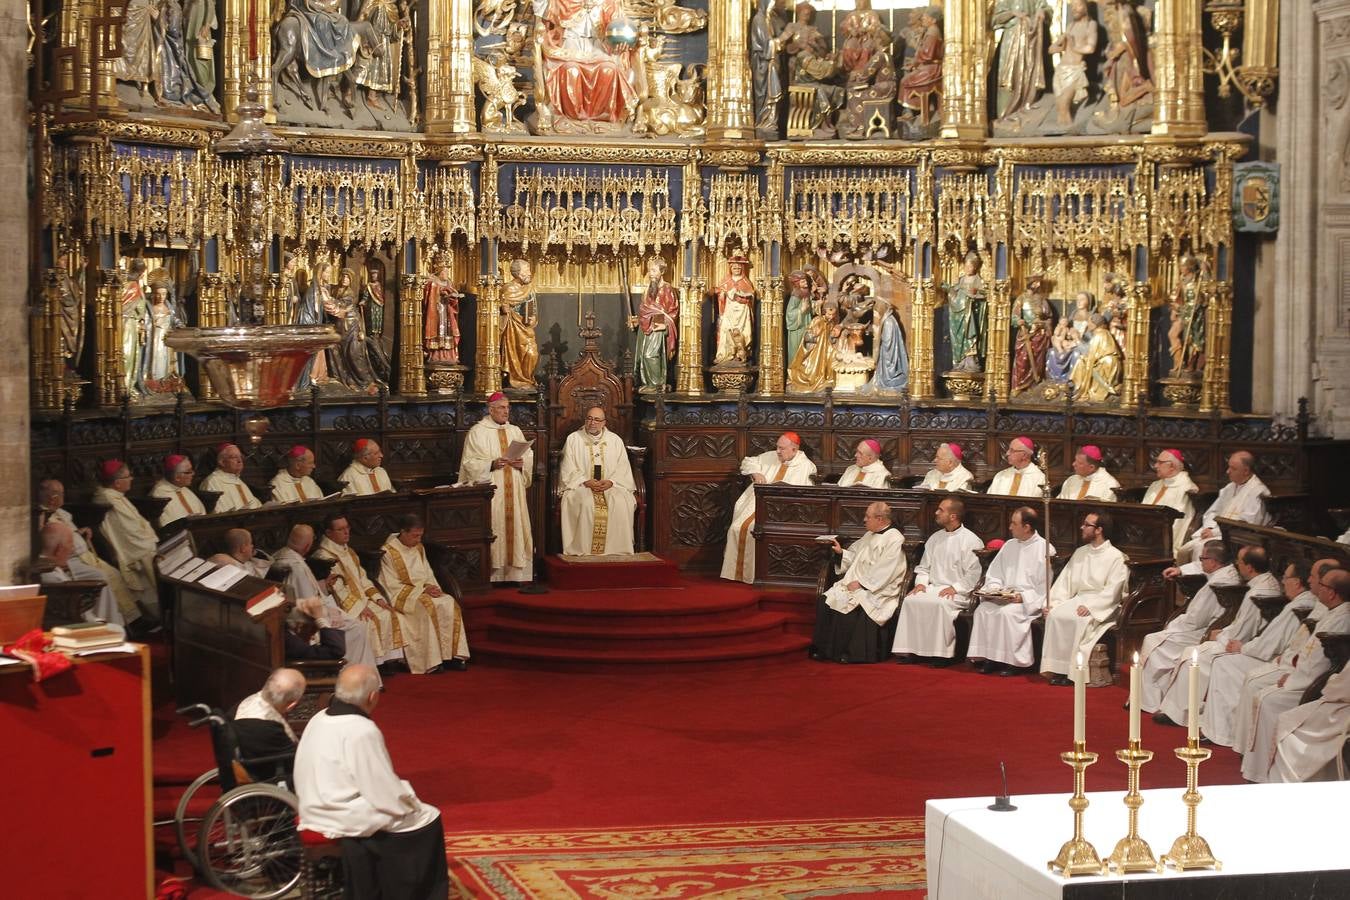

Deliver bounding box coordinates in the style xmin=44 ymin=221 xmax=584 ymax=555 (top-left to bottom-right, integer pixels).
xmin=150 ymin=479 xmax=207 ymax=527
xmin=377 ymin=535 xmax=470 ymax=674
xmin=823 ymin=528 xmax=907 ymax=624
xmin=917 ymin=464 xmax=974 ymax=492
xmin=339 ymin=461 xmax=394 ymax=496
xmin=312 ymin=536 xmax=405 ymax=661
xmin=838 ymin=460 xmax=890 ymax=488
xmin=968 ymin=533 xmax=1055 ymax=668
xmin=269 ymin=471 xmax=325 ymax=504
xmin=558 ymin=427 xmax=637 ymax=556
xmin=1141 ymin=471 xmax=1199 ymax=554
xmin=1137 ymin=563 xmax=1241 ymax=712
xmin=1057 ymin=471 xmax=1121 ymax=502
xmin=1039 ymin=540 xmax=1129 ymax=675
xmin=1273 ymin=668 xmax=1350 ymax=782
xmin=892 ymin=526 xmax=985 ymax=657
xmin=93 ymin=486 xmax=161 ymax=607
xmin=200 ymin=469 xmax=262 ymax=513
xmin=459 ymin=416 xmax=534 ymax=582
xmin=719 ymin=450 xmax=817 ymax=584
xmin=987 ymin=464 xmax=1046 ymax=498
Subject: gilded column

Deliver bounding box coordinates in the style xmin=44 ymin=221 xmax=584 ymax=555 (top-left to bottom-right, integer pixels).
xmin=909 ymin=277 xmax=937 ymax=400
xmin=196 ymin=272 xmax=227 ymax=400
xmin=96 ymin=268 xmax=125 ymax=406
xmin=32 ymin=270 xmax=62 ymax=412
xmin=706 ymin=0 xmax=755 ymax=141
xmin=425 ymin=0 xmax=475 ymax=133
xmin=757 ymin=273 xmax=784 ymax=394
xmin=675 ymin=276 xmax=705 ymax=394
xmin=940 ymin=0 xmax=988 ymax=141
xmin=1151 ymin=0 xmax=1207 ymax=137
xmin=223 ymin=0 xmax=273 ymax=121
xmin=986 ymin=278 xmax=1013 ymax=403
xmin=1200 ymin=280 xmax=1233 ymax=413
xmin=401 ymin=272 xmax=428 ymax=396
xmin=1121 ymin=282 xmax=1152 ymax=406
xmin=474 ymin=276 xmax=503 ymax=394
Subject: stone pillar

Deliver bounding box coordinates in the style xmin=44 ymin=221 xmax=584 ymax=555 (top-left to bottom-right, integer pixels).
xmin=1151 ymin=0 xmax=1208 ymax=137
xmin=706 ymin=0 xmax=755 ymax=141
xmin=0 ymin=5 xmax=31 ymax=578
xmin=940 ymin=0 xmax=988 ymax=141
xmin=425 ymin=0 xmax=476 ymax=134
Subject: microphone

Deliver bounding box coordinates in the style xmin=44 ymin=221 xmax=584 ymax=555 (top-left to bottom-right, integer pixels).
xmin=988 ymin=761 xmax=1017 ymax=812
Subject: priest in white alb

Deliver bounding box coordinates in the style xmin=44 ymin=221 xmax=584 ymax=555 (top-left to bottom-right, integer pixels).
xmin=341 ymin=439 xmax=394 ymax=495
xmin=270 ymin=445 xmax=325 ymax=504
xmin=1057 ymin=445 xmax=1120 ymax=502
xmin=558 ymin=406 xmax=637 ymax=556
xmin=35 ymin=522 xmax=123 ymax=624
xmin=151 ymin=454 xmax=207 ymax=527
xmin=37 ymin=478 xmax=145 ymax=628
xmin=311 ymin=512 xmax=406 ymax=669
xmin=837 ymin=439 xmax=890 ymax=487
xmin=1273 ymin=667 xmax=1350 ymax=782
xmin=92 ymin=459 xmax=162 ymax=620
xmin=378 ymin=513 xmax=470 ymax=674
xmin=272 ymin=523 xmax=379 ymax=674
xmin=892 ymin=497 xmax=984 ymax=664
xmin=200 ymin=442 xmax=262 ymax=513
xmin=987 ymin=436 xmax=1046 ymax=497
xmin=811 ymin=502 xmax=907 ymax=663
xmin=968 ymin=505 xmax=1055 ymax=674
xmin=917 ymin=443 xmax=974 ymax=492
xmin=1141 ymin=449 xmax=1199 ymax=556
xmin=1040 ymin=510 xmax=1129 ymax=684
xmin=1178 ymin=450 xmax=1271 ymax=561
xmin=459 ymin=392 xmax=534 ymax=583
xmin=720 ymin=431 xmax=817 ymax=584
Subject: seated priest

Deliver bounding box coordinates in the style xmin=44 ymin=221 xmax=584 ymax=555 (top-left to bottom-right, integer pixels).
xmin=200 ymin=442 xmax=262 ymax=513
xmin=917 ymin=443 xmax=974 ymax=492
xmin=270 ymin=445 xmax=325 ymax=504
xmin=340 ymin=439 xmax=394 ymax=496
xmin=838 ymin=439 xmax=889 ymax=487
xmin=151 ymin=454 xmax=207 ymax=527
xmin=968 ymin=506 xmax=1055 ymax=675
xmin=892 ymin=497 xmax=985 ymax=665
xmin=378 ymin=513 xmax=470 ymax=673
xmin=1199 ymin=559 xmax=1332 ymax=747
xmin=34 ymin=521 xmax=123 ymax=625
xmin=811 ymin=501 xmax=907 ymax=663
xmin=458 ymin=392 xmax=534 ymax=583
xmin=37 ymin=478 xmax=144 ymax=628
xmin=1235 ymin=568 xmax=1350 ymax=782
xmin=1057 ymin=445 xmax=1120 ymax=502
xmin=720 ymin=432 xmax=818 ymax=584
xmin=232 ymin=667 xmax=305 ymax=784
xmin=987 ymin=436 xmax=1046 ymax=497
xmin=312 ymin=513 xmax=406 ymax=671
xmin=1040 ymin=510 xmax=1129 ymax=686
xmin=216 ymin=527 xmax=273 ymax=577
xmin=1178 ymin=450 xmax=1271 ymax=561
xmin=559 ymin=406 xmax=637 ymax=556
xmin=92 ymin=459 xmax=163 ymax=622
xmin=273 ymin=524 xmax=378 ymax=673
xmin=1137 ymin=541 xmax=1241 ymax=713
xmin=1273 ymin=667 xmax=1350 ymax=782
xmin=1140 ymin=449 xmax=1199 ymax=558
xmin=294 ymin=666 xmax=449 ymax=900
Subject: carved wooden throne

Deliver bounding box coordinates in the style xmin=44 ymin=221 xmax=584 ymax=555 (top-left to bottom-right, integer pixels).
xmin=546 ymin=312 xmax=647 ymax=553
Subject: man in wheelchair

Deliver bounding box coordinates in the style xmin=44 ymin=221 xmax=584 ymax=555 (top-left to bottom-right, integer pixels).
xmin=232 ymin=667 xmax=306 ymax=784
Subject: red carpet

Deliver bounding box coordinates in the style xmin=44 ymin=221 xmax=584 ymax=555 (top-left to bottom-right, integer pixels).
xmin=540 ymin=553 xmax=683 ymax=590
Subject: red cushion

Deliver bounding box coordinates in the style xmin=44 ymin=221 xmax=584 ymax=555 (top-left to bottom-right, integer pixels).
xmin=298 ymin=828 xmax=336 ymax=847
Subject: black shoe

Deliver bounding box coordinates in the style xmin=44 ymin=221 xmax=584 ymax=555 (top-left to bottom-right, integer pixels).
xmin=443 ymin=658 xmax=469 ymax=672
xmin=1048 ymin=674 xmax=1073 ymax=687
xmin=378 ymin=660 xmax=410 ymax=675
xmin=1122 ymin=701 xmax=1130 ymax=710
xmin=1152 ymin=712 xmax=1178 ymax=727
xmin=997 ymin=665 xmax=1020 ymax=677
xmin=927 ymin=657 xmax=958 ymax=668
xmin=837 ymin=654 xmax=851 ymax=664
xmin=973 ymin=660 xmax=990 ymax=674
xmin=895 ymin=654 xmax=920 ymax=665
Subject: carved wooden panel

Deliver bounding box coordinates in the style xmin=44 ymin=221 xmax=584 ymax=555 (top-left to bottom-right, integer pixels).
xmin=765 ymin=542 xmax=826 ymax=581
xmin=667 ymin=481 xmax=738 ymax=548
xmin=667 ymin=432 xmax=738 ymax=460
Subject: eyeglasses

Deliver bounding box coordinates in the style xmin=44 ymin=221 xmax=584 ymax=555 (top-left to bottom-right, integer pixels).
xmin=585 ymin=416 xmax=605 ymax=423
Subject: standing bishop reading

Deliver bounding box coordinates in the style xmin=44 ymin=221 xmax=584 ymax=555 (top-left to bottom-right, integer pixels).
xmin=720 ymin=432 xmax=817 ymax=584
xmin=459 ymin=392 xmax=535 ymax=583
xmin=559 ymin=407 xmax=637 ymax=556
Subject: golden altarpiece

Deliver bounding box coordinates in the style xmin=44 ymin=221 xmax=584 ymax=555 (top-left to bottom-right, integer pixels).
xmin=27 ymin=1 xmax=1309 ymax=569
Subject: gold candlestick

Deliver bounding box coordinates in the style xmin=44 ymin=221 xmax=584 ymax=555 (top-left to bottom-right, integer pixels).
xmin=1161 ymin=741 xmax=1220 ymax=871
xmin=1108 ymin=740 xmax=1161 ymax=874
xmin=1048 ymin=742 xmax=1107 ymax=877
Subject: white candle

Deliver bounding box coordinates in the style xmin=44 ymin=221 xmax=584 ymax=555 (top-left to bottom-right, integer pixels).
xmin=1129 ymin=651 xmax=1141 ymax=743
xmin=1073 ymin=651 xmax=1086 ymax=745
xmin=1187 ymin=647 xmax=1201 ymax=742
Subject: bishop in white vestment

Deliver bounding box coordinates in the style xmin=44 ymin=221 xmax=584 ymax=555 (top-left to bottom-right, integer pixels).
xmin=1040 ymin=512 xmax=1129 ymax=681
xmin=378 ymin=515 xmax=470 ymax=674
xmin=968 ymin=506 xmax=1055 ymax=671
xmin=340 ymin=439 xmax=394 ymax=495
xmin=151 ymin=454 xmax=207 ymax=527
xmin=270 ymin=445 xmax=325 ymax=504
xmin=311 ymin=514 xmax=404 ymax=665
xmin=1057 ymin=445 xmax=1120 ymax=502
xmin=917 ymin=443 xmax=974 ymax=492
xmin=987 ymin=436 xmax=1046 ymax=497
xmin=838 ymin=439 xmax=890 ymax=487
xmin=812 ymin=502 xmax=907 ymax=662
xmin=1178 ymin=451 xmax=1271 ymax=560
xmin=92 ymin=460 xmax=162 ymax=619
xmin=1141 ymin=449 xmax=1199 ymax=555
xmin=1273 ymin=668 xmax=1350 ymax=782
xmin=719 ymin=432 xmax=817 ymax=584
xmin=200 ymin=443 xmax=262 ymax=513
xmin=558 ymin=408 xmax=637 ymax=556
xmin=458 ymin=393 xmax=534 ymax=582
xmin=892 ymin=498 xmax=985 ymax=660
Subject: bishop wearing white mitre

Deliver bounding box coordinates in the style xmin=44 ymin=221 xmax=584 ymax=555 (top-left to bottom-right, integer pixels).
xmin=968 ymin=505 xmax=1055 ymax=673
xmin=892 ymin=497 xmax=984 ymax=662
xmin=459 ymin=392 xmax=535 ymax=583
xmin=1040 ymin=510 xmax=1129 ymax=684
xmin=720 ymin=431 xmax=817 ymax=584
xmin=559 ymin=407 xmax=637 ymax=556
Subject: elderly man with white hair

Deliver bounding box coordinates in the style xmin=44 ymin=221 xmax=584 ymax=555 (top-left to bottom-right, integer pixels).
xmin=812 ymin=501 xmax=907 ymax=663
xmin=558 ymin=406 xmax=637 ymax=556
xmin=1057 ymin=445 xmax=1120 ymax=501
xmin=34 ymin=521 xmax=124 ymax=625
xmin=37 ymin=478 xmax=144 ymax=627
xmin=200 ymin=442 xmax=262 ymax=512
xmin=272 ymin=523 xmax=379 ymax=674
xmin=720 ymin=431 xmax=818 ymax=584
xmin=1178 ymin=450 xmax=1271 ymax=561
xmin=270 ymin=445 xmax=325 ymax=504
xmin=838 ymin=439 xmax=890 ymax=487
xmin=150 ymin=454 xmax=207 ymax=527
xmin=92 ymin=459 xmax=162 ymax=621
xmin=459 ymin=392 xmax=535 ymax=583
xmin=232 ymin=667 xmax=306 ymax=783
xmin=340 ymin=439 xmax=394 ymax=495
xmin=1140 ymin=449 xmax=1199 ymax=557
xmin=917 ymin=443 xmax=974 ymax=492
xmin=987 ymin=436 xmax=1046 ymax=497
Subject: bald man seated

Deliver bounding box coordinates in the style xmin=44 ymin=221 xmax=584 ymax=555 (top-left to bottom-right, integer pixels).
xmin=33 ymin=521 xmax=124 ymax=625
xmin=272 ymin=523 xmax=379 ymax=674
xmin=1178 ymin=450 xmax=1271 ymax=561
xmin=720 ymin=432 xmax=817 ymax=584
xmin=232 ymin=667 xmax=306 ymax=783
xmin=811 ymin=502 xmax=908 ymax=663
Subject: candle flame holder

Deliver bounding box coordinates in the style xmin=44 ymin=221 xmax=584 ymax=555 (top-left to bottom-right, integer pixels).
xmin=1048 ymin=741 xmax=1107 ymax=877
xmin=1108 ymin=740 xmax=1161 ymax=874
xmin=1161 ymin=741 xmax=1220 ymax=872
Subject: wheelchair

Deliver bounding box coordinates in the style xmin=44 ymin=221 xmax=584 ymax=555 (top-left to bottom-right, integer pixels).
xmin=169 ymin=704 xmax=342 ymax=899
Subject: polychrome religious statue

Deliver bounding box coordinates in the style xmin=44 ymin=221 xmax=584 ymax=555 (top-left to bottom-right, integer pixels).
xmin=120 ymin=260 xmax=150 ymax=397
xmin=137 ymin=268 xmax=187 ymax=397
xmin=787 ymin=296 xmax=837 ymax=393
xmin=781 ymin=2 xmax=843 ymax=138
xmin=784 ymin=267 xmax=824 ymax=365
xmin=1046 ymin=290 xmax=1094 ymax=383
xmin=1087 ymin=0 xmax=1153 ymax=135
xmin=941 ymin=252 xmax=987 ymax=374
xmin=993 ymin=0 xmax=1096 ymax=136
xmin=991 ymin=0 xmax=1050 ymax=119
xmin=1103 ymin=272 xmax=1129 ymax=351
xmin=422 ymin=253 xmax=461 ymax=364
xmin=630 ymin=256 xmax=679 ymax=392
xmin=898 ymin=7 xmax=943 ymax=127
xmin=836 ymin=4 xmax=897 ymax=140
xmin=713 ymin=254 xmax=757 ymax=366
xmin=362 ymin=258 xmax=386 ymax=338
xmin=326 ymin=267 xmax=388 ymax=394
xmin=1168 ymin=255 xmax=1207 ymax=375
xmin=351 ymin=0 xmax=409 ymax=112
xmin=862 ymin=293 xmax=909 ymax=394
xmin=631 ymin=26 xmax=705 ymax=137
xmin=1070 ymin=314 xmax=1123 ymax=402
xmin=500 ymin=258 xmax=540 ymax=388
xmin=532 ymin=0 xmax=639 ymax=131
xmin=750 ymin=0 xmax=789 ymax=139
xmin=1010 ymin=273 xmax=1054 ymax=395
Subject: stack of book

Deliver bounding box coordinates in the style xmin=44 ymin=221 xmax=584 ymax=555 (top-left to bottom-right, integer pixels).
xmin=51 ymin=622 xmax=126 ymax=652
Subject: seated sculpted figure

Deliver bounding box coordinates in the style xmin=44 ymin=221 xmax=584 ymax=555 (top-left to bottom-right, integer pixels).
xmin=559 ymin=407 xmax=637 ymax=556
xmin=811 ymin=502 xmax=907 ymax=663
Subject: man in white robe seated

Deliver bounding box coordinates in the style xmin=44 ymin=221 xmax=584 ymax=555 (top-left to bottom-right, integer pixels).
xmin=1178 ymin=450 xmax=1271 ymax=561
xmin=892 ymin=497 xmax=985 ymax=665
xmin=1057 ymin=445 xmax=1120 ymax=502
xmin=1273 ymin=667 xmax=1350 ymax=782
xmin=232 ymin=668 xmax=305 ymax=784
xmin=1137 ymin=541 xmax=1240 ymax=713
xmin=378 ymin=513 xmax=470 ymax=673
xmin=987 ymin=436 xmax=1046 ymax=497
xmin=1040 ymin=510 xmax=1129 ymax=685
xmin=215 ymin=527 xmax=273 ymax=578
xmin=272 ymin=524 xmax=378 ymax=674
xmin=294 ymin=666 xmax=449 ymax=899
xmin=34 ymin=522 xmax=123 ymax=625
xmin=458 ymin=392 xmax=535 ymax=583
xmin=312 ymin=513 xmax=406 ymax=671
xmin=917 ymin=443 xmax=974 ymax=492
xmin=1199 ymin=559 xmax=1331 ymax=746
xmin=340 ymin=439 xmax=394 ymax=496
xmin=720 ymin=431 xmax=818 ymax=584
xmin=1236 ymin=568 xmax=1350 ymax=782
xmin=150 ymin=454 xmax=207 ymax=527
xmin=270 ymin=445 xmax=325 ymax=504
xmin=92 ymin=459 xmax=162 ymax=622
xmin=199 ymin=442 xmax=262 ymax=513
xmin=558 ymin=406 xmax=637 ymax=556
xmin=838 ymin=439 xmax=890 ymax=487
xmin=968 ymin=506 xmax=1055 ymax=675
xmin=811 ymin=502 xmax=907 ymax=663
xmin=1140 ymin=449 xmax=1199 ymax=560
xmin=37 ymin=479 xmax=144 ymax=629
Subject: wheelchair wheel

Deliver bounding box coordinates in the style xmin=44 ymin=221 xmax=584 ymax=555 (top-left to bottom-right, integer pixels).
xmin=196 ymin=783 xmax=303 ymax=899
xmin=175 ymin=767 xmax=221 ymax=874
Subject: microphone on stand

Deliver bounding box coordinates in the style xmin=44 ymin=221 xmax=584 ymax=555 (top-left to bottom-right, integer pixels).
xmin=988 ymin=761 xmax=1017 ymax=812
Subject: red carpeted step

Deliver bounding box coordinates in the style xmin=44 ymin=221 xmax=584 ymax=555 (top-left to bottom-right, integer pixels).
xmin=482 ymin=610 xmax=796 ymax=652
xmin=491 ymin=592 xmax=765 ymax=629
xmin=542 ymin=554 xmax=683 ymax=590
xmin=472 ymin=629 xmax=810 ymax=665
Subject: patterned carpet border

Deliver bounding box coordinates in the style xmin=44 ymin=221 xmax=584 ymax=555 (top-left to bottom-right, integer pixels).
xmin=445 ymin=817 xmax=927 ymax=899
